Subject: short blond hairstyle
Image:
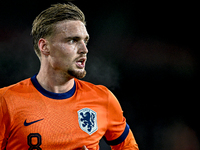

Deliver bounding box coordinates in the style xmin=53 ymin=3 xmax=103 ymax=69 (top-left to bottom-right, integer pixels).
xmin=31 ymin=3 xmax=85 ymax=58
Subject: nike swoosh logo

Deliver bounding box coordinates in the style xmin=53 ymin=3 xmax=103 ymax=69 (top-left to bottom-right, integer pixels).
xmin=24 ymin=118 xmax=44 ymax=126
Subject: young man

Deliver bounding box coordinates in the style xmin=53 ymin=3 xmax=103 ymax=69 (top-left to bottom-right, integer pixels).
xmin=0 ymin=3 xmax=139 ymax=150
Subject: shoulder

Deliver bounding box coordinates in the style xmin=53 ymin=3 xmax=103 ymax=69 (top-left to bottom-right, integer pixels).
xmin=0 ymin=78 xmax=32 ymax=98
xmin=74 ymin=78 xmax=118 ymax=105
xmin=75 ymin=78 xmax=109 ymax=94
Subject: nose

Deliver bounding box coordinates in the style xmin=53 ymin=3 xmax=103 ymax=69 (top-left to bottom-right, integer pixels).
xmin=78 ymin=40 xmax=88 ymax=54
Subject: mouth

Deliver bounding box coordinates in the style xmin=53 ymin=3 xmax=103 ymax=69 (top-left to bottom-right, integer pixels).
xmin=76 ymin=57 xmax=87 ymax=69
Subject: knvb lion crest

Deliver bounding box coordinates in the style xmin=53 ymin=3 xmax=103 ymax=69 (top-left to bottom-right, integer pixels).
xmin=78 ymin=108 xmax=98 ymax=135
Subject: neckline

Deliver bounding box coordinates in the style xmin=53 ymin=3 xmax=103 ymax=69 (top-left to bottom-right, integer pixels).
xmin=31 ymin=74 xmax=76 ymax=100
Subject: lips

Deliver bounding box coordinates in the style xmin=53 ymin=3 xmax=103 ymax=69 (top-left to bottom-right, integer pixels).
xmin=76 ymin=57 xmax=87 ymax=69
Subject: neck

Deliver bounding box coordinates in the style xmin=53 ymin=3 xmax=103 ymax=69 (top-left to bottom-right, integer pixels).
xmin=36 ymin=67 xmax=74 ymax=94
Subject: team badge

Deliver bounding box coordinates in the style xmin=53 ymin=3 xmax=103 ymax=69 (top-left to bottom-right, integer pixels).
xmin=77 ymin=108 xmax=98 ymax=135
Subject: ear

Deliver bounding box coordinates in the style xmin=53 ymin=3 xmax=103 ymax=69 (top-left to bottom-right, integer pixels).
xmin=38 ymin=38 xmax=50 ymax=56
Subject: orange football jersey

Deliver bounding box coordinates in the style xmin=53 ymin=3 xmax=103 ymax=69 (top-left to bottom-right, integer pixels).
xmin=0 ymin=75 xmax=138 ymax=150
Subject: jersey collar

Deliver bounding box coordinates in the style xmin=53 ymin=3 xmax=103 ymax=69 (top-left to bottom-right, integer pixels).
xmin=31 ymin=74 xmax=76 ymax=100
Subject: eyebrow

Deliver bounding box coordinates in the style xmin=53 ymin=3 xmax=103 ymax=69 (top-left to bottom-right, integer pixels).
xmin=65 ymin=35 xmax=90 ymax=41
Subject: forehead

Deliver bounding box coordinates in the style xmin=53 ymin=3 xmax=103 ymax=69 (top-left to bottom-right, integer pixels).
xmin=54 ymin=20 xmax=89 ymax=38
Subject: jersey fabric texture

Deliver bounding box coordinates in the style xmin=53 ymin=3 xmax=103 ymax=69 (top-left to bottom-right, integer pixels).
xmin=0 ymin=75 xmax=138 ymax=150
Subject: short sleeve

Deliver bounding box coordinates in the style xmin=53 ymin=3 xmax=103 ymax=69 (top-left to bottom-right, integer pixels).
xmin=104 ymin=90 xmax=130 ymax=145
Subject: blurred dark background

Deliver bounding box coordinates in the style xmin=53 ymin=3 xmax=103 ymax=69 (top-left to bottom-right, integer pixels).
xmin=0 ymin=0 xmax=199 ymax=149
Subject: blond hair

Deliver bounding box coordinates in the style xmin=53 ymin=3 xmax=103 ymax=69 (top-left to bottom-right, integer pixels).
xmin=31 ymin=3 xmax=85 ymax=58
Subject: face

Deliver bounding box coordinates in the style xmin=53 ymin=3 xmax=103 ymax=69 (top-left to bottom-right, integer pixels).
xmin=46 ymin=20 xmax=89 ymax=79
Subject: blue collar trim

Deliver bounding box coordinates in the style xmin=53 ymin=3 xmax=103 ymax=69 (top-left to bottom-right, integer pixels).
xmin=31 ymin=74 xmax=76 ymax=100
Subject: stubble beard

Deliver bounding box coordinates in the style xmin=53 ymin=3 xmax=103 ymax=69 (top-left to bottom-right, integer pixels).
xmin=68 ymin=68 xmax=87 ymax=79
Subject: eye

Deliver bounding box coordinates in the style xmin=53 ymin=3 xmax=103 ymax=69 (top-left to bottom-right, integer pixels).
xmin=68 ymin=39 xmax=76 ymax=44
xmin=84 ymin=39 xmax=89 ymax=45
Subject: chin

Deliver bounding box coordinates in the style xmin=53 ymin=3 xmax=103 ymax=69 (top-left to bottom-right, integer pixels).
xmin=68 ymin=69 xmax=86 ymax=79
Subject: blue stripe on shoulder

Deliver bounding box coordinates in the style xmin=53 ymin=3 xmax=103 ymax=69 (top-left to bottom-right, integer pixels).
xmin=104 ymin=123 xmax=130 ymax=146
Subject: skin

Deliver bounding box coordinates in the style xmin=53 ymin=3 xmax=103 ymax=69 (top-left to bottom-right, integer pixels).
xmin=82 ymin=145 xmax=88 ymax=150
xmin=36 ymin=20 xmax=89 ymax=93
